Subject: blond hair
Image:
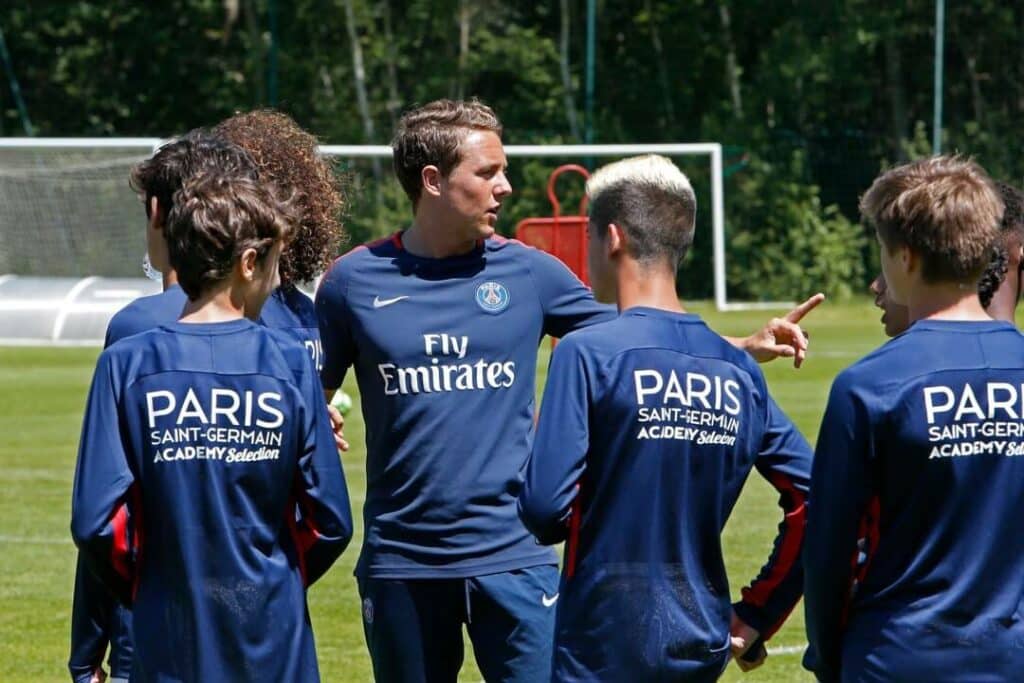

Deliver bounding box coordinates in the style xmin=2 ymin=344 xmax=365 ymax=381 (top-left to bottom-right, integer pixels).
xmin=586 ymin=155 xmax=697 ymax=266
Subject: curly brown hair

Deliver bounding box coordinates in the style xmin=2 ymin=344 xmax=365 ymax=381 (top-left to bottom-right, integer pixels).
xmin=214 ymin=109 xmax=346 ymax=286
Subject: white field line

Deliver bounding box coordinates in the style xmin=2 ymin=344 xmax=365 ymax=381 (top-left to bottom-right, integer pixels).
xmin=0 ymin=534 xmax=71 ymax=545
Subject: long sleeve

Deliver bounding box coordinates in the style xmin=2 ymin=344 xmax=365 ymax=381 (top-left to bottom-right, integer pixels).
xmin=287 ymin=352 xmax=353 ymax=586
xmin=734 ymin=396 xmax=812 ymax=639
xmin=526 ymin=248 xmax=616 ymax=339
xmin=315 ymin=260 xmax=358 ymax=391
xmin=70 ymin=352 xmax=137 ymax=605
xmin=802 ymin=374 xmax=874 ymax=682
xmin=518 ymin=335 xmax=590 ymax=545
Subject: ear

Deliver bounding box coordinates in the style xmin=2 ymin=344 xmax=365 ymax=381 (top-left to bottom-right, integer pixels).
xmin=1010 ymin=238 xmax=1024 ymax=268
xmin=899 ymin=244 xmax=918 ymax=276
xmin=606 ymin=223 xmax=626 ymax=258
xmin=421 ymin=165 xmax=443 ymax=199
xmin=238 ymin=248 xmax=259 ymax=282
xmin=148 ymin=196 xmax=163 ymax=231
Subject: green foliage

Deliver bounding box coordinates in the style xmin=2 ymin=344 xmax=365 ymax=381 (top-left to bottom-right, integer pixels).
xmin=727 ymin=151 xmax=866 ymax=300
xmin=2 ymin=0 xmax=1022 ymax=294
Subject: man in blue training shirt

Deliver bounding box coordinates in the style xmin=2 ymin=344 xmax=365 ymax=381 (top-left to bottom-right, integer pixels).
xmin=803 ymin=156 xmax=1024 ymax=682
xmin=71 ymin=170 xmax=352 ymax=682
xmin=517 ymin=155 xmax=812 ymax=682
xmin=316 ymin=99 xmax=821 ymax=683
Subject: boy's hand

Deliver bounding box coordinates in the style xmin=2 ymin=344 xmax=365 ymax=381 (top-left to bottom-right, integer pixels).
xmin=730 ymin=611 xmax=767 ymax=672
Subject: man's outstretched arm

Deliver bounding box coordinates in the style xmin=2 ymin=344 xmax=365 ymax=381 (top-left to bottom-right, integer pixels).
xmin=725 ymin=293 xmax=825 ymax=368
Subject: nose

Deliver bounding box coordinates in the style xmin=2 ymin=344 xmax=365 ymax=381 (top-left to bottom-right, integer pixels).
xmin=494 ymin=172 xmax=512 ymax=199
xmin=869 ymin=275 xmax=883 ymax=296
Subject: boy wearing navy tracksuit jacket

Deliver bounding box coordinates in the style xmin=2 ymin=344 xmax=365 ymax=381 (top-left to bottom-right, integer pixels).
xmin=804 ymin=156 xmax=1024 ymax=682
xmin=518 ymin=155 xmax=812 ymax=681
xmin=71 ymin=171 xmax=351 ymax=682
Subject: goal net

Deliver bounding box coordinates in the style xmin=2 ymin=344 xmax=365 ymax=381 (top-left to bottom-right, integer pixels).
xmin=0 ymin=139 xmax=786 ymax=345
xmin=0 ymin=139 xmax=161 ymax=277
xmin=322 ymin=143 xmax=789 ymax=312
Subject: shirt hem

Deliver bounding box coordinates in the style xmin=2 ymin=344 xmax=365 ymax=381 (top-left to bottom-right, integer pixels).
xmin=355 ymin=550 xmax=558 ymax=579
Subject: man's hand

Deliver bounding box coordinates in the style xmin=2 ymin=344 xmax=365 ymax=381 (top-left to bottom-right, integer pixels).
xmin=326 ymin=403 xmax=349 ymax=452
xmin=740 ymin=293 xmax=825 ymax=368
xmin=730 ymin=611 xmax=766 ymax=672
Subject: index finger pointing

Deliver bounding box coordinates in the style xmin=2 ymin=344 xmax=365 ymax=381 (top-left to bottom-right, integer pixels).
xmin=785 ymin=292 xmax=825 ymax=323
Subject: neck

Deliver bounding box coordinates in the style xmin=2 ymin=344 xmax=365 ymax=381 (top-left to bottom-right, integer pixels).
xmin=986 ymin=264 xmax=1021 ymax=325
xmin=162 ymin=269 xmax=179 ymax=291
xmin=906 ymin=281 xmax=991 ymax=324
xmin=403 ymin=209 xmax=479 ymax=259
xmin=615 ymin=259 xmax=684 ymax=314
xmin=178 ymin=282 xmax=251 ymax=323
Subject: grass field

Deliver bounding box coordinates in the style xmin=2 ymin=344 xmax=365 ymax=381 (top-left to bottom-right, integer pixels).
xmin=0 ymin=297 xmax=889 ymax=682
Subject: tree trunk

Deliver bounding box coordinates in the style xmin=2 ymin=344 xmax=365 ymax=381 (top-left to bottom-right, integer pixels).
xmin=644 ymin=0 xmax=675 ymax=127
xmin=883 ymin=33 xmax=907 ymax=161
xmin=342 ymin=0 xmax=382 ymax=184
xmin=717 ymin=2 xmax=743 ymax=119
xmin=559 ymin=0 xmax=580 ymax=139
xmin=222 ymin=0 xmax=240 ymax=44
xmin=456 ymin=0 xmax=472 ymax=99
xmin=379 ymin=0 xmax=402 ymax=126
xmin=242 ymin=0 xmax=265 ymax=106
xmin=964 ymin=50 xmax=985 ymax=126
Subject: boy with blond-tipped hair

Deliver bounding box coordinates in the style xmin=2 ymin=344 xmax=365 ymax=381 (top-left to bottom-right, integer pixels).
xmin=519 ymin=155 xmax=812 ymax=681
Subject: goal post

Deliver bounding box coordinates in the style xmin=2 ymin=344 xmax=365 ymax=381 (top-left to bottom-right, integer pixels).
xmin=319 ymin=142 xmax=791 ymax=311
xmin=0 ymin=139 xmax=790 ymax=345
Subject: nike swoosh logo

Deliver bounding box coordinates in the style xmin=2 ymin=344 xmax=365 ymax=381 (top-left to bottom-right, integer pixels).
xmin=542 ymin=593 xmax=559 ymax=607
xmin=373 ymin=295 xmax=410 ymax=308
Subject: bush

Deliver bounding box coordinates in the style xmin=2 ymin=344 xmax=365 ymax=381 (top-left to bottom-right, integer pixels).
xmin=726 ymin=150 xmax=867 ymax=300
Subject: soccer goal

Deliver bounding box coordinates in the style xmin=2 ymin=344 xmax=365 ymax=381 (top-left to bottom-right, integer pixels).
xmin=0 ymin=139 xmax=787 ymax=345
xmin=320 ymin=143 xmax=790 ymax=312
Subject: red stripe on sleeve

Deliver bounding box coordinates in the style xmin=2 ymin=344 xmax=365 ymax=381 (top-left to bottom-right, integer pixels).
xmin=129 ymin=483 xmax=144 ymax=600
xmin=740 ymin=472 xmax=807 ymax=608
xmin=109 ymin=504 xmax=132 ymax=582
xmin=565 ymin=481 xmax=585 ymax=578
xmin=285 ymin=485 xmax=324 ymax=587
xmin=841 ymin=495 xmax=881 ymax=628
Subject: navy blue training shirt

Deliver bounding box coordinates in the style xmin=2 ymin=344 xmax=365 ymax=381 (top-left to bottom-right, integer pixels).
xmin=70 ymin=285 xmax=187 ymax=683
xmin=315 ymin=232 xmax=616 ymax=578
xmin=804 ymin=320 xmax=1024 ymax=682
xmin=103 ymin=284 xmax=188 ymax=348
xmin=260 ymin=285 xmax=323 ymax=372
xmin=71 ymin=318 xmax=352 ymax=682
xmin=70 ymin=284 xmax=327 ymax=681
xmin=518 ymin=308 xmax=812 ymax=682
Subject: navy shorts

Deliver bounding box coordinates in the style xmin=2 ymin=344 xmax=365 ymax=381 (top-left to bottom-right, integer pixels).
xmin=358 ymin=564 xmax=560 ymax=683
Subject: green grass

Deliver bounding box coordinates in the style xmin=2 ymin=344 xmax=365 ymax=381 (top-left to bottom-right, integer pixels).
xmin=0 ymin=298 xmax=888 ymax=681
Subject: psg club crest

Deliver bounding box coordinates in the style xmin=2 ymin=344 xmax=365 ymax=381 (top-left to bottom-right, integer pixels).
xmin=362 ymin=597 xmax=374 ymax=624
xmin=475 ymin=281 xmax=510 ymax=314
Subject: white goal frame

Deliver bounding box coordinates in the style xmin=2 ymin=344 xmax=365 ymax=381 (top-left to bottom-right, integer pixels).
xmin=0 ymin=138 xmax=792 ymax=312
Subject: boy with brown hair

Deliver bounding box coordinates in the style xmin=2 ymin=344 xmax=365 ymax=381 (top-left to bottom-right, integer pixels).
xmin=804 ymin=156 xmax=1024 ymax=681
xmin=71 ymin=170 xmax=352 ymax=682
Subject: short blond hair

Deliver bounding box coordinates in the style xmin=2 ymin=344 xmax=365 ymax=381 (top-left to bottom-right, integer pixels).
xmin=586 ymin=154 xmax=697 ymax=266
xmin=861 ymin=155 xmax=1003 ymax=283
